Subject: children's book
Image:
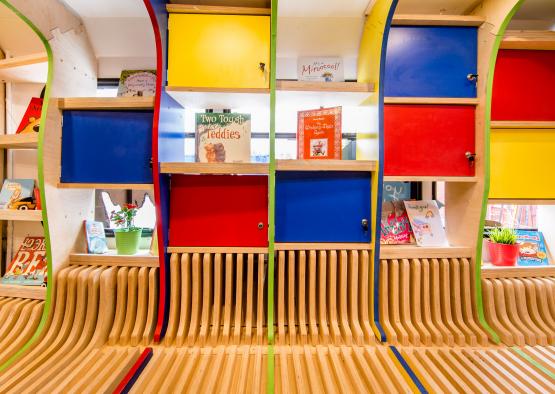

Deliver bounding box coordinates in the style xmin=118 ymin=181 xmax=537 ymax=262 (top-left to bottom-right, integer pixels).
xmin=0 ymin=179 xmax=35 ymax=209
xmin=404 ymin=200 xmax=448 ymax=247
xmin=297 ymin=106 xmax=342 ymax=160
xmin=16 ymin=97 xmax=43 ymax=134
xmin=380 ymin=200 xmax=415 ymax=245
xmin=84 ymin=220 xmax=108 ymax=254
xmin=117 ymin=70 xmax=156 ymax=97
xmin=383 ymin=182 xmax=411 ymax=202
xmin=195 ymin=112 xmax=251 ymax=163
xmin=515 ymin=230 xmax=549 ymax=266
xmin=2 ymin=237 xmax=47 ymax=286
xmin=297 ymin=57 xmax=344 ymax=82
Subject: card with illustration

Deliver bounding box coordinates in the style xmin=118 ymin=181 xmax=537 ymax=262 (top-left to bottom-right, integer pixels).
xmin=515 ymin=230 xmax=549 ymax=266
xmin=404 ymin=200 xmax=448 ymax=247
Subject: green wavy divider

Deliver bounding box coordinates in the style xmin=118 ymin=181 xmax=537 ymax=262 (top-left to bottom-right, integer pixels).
xmin=474 ymin=0 xmax=523 ymax=345
xmin=0 ymin=0 xmax=54 ymax=371
xmin=266 ymin=0 xmax=278 ymax=391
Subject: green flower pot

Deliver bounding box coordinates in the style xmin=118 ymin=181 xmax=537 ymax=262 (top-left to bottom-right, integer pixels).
xmin=114 ymin=228 xmax=142 ymax=255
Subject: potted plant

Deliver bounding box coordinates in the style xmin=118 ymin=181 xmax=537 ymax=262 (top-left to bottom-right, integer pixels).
xmin=486 ymin=227 xmax=519 ymax=266
xmin=111 ymin=203 xmax=142 ymax=255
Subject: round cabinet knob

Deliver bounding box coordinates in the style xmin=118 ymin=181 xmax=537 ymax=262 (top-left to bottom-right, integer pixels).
xmin=259 ymin=62 xmax=266 ymax=72
xmin=467 ymin=73 xmax=478 ymax=82
xmin=258 ymin=222 xmax=264 ymax=230
xmin=361 ymin=219 xmax=369 ymax=231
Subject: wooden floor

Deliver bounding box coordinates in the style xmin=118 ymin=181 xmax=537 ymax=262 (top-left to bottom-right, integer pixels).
xmin=0 ymin=253 xmax=552 ymax=392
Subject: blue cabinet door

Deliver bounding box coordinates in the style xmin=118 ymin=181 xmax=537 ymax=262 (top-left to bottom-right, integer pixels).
xmin=275 ymin=171 xmax=371 ymax=243
xmin=61 ymin=111 xmax=153 ymax=184
xmin=385 ymin=26 xmax=477 ymax=98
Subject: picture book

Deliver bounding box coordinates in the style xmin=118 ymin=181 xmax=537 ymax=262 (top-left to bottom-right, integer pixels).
xmin=16 ymin=97 xmax=43 ymax=134
xmin=404 ymin=200 xmax=448 ymax=247
xmin=85 ymin=220 xmax=108 ymax=254
xmin=2 ymin=237 xmax=47 ymax=286
xmin=383 ymin=182 xmax=411 ymax=202
xmin=380 ymin=200 xmax=415 ymax=245
xmin=297 ymin=106 xmax=342 ymax=160
xmin=0 ymin=179 xmax=35 ymax=209
xmin=297 ymin=57 xmax=344 ymax=82
xmin=117 ymin=70 xmax=156 ymax=97
xmin=515 ymin=229 xmax=549 ymax=266
xmin=195 ymin=112 xmax=251 ymax=163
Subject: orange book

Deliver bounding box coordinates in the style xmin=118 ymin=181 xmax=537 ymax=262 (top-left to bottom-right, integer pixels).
xmin=297 ymin=106 xmax=342 ymax=160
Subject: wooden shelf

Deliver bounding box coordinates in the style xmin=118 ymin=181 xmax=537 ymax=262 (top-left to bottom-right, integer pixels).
xmin=0 ymin=284 xmax=46 ymax=300
xmin=385 ymin=97 xmax=479 ymax=105
xmin=0 ymin=133 xmax=38 ymax=149
xmin=167 ymin=4 xmax=270 ymax=15
xmin=166 ymin=86 xmax=269 ymax=109
xmin=490 ymin=121 xmax=555 ymax=129
xmin=501 ymin=30 xmax=555 ymax=50
xmin=276 ymin=160 xmax=376 ymax=172
xmin=489 ymin=199 xmax=555 ymax=205
xmin=58 ymin=97 xmax=155 ymax=110
xmin=380 ymin=245 xmax=473 ymax=259
xmin=384 ymin=176 xmax=478 ymax=183
xmin=482 ymin=264 xmax=555 ymax=279
xmin=275 ymin=243 xmax=372 ymax=251
xmin=0 ymin=209 xmax=43 ymax=221
xmin=58 ymin=183 xmax=153 ymax=190
xmin=167 ymin=246 xmax=268 ymax=254
xmin=160 ymin=162 xmax=268 ymax=175
xmin=277 ymin=80 xmax=374 ymax=93
xmin=0 ymin=52 xmax=48 ymax=83
xmin=391 ymin=14 xmax=485 ymax=26
xmin=69 ymin=252 xmax=158 ymax=268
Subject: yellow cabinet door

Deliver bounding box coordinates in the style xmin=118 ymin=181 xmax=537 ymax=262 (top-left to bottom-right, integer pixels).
xmin=168 ymin=14 xmax=270 ymax=89
xmin=490 ymin=129 xmax=555 ymax=199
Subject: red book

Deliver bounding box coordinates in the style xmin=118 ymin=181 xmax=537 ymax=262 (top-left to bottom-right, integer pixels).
xmin=16 ymin=97 xmax=43 ymax=134
xmin=297 ymin=106 xmax=342 ymax=160
xmin=33 ymin=187 xmax=41 ymax=210
xmin=2 ymin=236 xmax=47 ymax=286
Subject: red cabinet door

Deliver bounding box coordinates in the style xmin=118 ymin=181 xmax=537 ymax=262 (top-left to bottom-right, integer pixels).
xmin=384 ymin=105 xmax=475 ymax=176
xmin=169 ymin=174 xmax=268 ymax=247
xmin=492 ymin=50 xmax=555 ymax=121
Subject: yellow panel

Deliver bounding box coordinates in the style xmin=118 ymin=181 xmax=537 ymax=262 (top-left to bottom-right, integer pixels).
xmin=168 ymin=14 xmax=270 ymax=89
xmin=490 ymin=129 xmax=555 ymax=199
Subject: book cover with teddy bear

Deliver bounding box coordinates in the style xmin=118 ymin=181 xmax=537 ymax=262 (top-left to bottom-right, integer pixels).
xmin=195 ymin=112 xmax=251 ymax=163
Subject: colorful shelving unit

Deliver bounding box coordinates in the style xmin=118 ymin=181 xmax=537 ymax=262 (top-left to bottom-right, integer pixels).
xmin=0 ymin=0 xmax=553 ymax=392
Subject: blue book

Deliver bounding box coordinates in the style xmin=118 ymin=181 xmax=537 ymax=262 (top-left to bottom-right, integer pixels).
xmin=85 ymin=220 xmax=108 ymax=254
xmin=516 ymin=230 xmax=549 ymax=266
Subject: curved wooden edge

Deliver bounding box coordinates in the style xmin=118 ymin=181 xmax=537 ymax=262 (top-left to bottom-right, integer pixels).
xmin=473 ymin=0 xmax=526 ymax=346
xmin=0 ymin=0 xmax=54 ymax=372
xmin=142 ymin=0 xmax=167 ymax=344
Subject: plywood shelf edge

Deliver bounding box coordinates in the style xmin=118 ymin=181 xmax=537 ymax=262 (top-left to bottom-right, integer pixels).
xmin=275 ymin=243 xmax=372 ymax=251
xmin=385 ymin=97 xmax=479 ymax=105
xmin=482 ymin=265 xmax=555 ymax=279
xmin=58 ymin=97 xmax=155 ymax=110
xmin=0 ymin=52 xmax=47 ymax=69
xmin=276 ymin=160 xmax=376 ymax=172
xmin=69 ymin=253 xmax=158 ymax=268
xmin=166 ymin=86 xmax=269 ymax=94
xmin=501 ymin=30 xmax=555 ymax=50
xmin=167 ymin=4 xmax=271 ymax=15
xmin=167 ymin=246 xmax=268 ymax=254
xmin=0 ymin=284 xmax=46 ymax=300
xmin=391 ymin=14 xmax=485 ymax=26
xmin=0 ymin=133 xmax=38 ymax=149
xmin=160 ymin=162 xmax=269 ymax=175
xmin=384 ymin=176 xmax=478 ymax=183
xmin=490 ymin=121 xmax=555 ymax=129
xmin=276 ymin=80 xmax=374 ymax=93
xmin=0 ymin=210 xmax=43 ymax=221
xmin=58 ymin=183 xmax=154 ymax=190
xmin=380 ymin=245 xmax=473 ymax=259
